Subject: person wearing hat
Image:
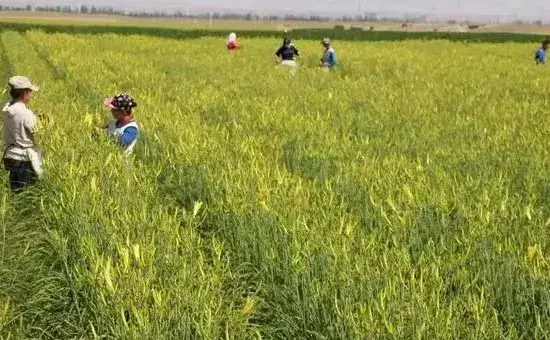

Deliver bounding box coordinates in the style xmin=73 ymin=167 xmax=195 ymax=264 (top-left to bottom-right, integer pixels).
xmin=275 ymin=37 xmax=301 ymax=69
xmin=2 ymin=76 xmax=42 ymax=192
xmin=103 ymin=93 xmax=139 ymax=156
xmin=535 ymin=40 xmax=549 ymax=65
xmin=320 ymin=38 xmax=337 ymax=70
xmin=226 ymin=32 xmax=240 ymax=51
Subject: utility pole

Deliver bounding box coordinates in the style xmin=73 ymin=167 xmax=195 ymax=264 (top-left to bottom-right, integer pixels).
xmin=253 ymin=0 xmax=258 ymax=27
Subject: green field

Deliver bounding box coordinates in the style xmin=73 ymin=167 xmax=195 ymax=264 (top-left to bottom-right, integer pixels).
xmin=1 ymin=27 xmax=550 ymax=339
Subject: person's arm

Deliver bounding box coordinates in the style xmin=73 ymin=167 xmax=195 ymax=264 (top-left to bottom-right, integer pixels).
xmin=294 ymin=47 xmax=300 ymax=57
xmin=275 ymin=46 xmax=283 ymax=58
xmin=119 ymin=126 xmax=138 ymax=147
xmin=328 ymin=51 xmax=337 ymax=67
xmin=23 ymin=111 xmax=38 ymax=141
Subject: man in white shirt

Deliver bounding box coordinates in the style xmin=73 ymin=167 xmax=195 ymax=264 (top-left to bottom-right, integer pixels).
xmin=2 ymin=76 xmax=41 ymax=192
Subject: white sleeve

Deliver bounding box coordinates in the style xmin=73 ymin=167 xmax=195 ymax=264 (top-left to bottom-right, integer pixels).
xmin=23 ymin=110 xmax=38 ymax=134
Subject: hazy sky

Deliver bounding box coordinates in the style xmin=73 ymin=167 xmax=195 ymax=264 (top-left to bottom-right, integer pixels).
xmin=16 ymin=0 xmax=550 ymax=18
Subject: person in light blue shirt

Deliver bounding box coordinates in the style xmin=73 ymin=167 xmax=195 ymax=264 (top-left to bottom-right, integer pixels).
xmin=320 ymin=38 xmax=337 ymax=70
xmin=535 ymin=40 xmax=549 ymax=65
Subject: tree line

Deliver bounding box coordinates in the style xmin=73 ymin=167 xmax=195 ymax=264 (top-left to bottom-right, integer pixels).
xmin=0 ymin=4 xmax=428 ymax=23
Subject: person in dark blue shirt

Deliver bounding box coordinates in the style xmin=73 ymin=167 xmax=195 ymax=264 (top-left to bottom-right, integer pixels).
xmin=535 ymin=40 xmax=549 ymax=65
xmin=275 ymin=38 xmax=300 ymax=68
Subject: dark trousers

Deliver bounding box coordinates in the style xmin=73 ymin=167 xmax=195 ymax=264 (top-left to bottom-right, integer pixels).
xmin=3 ymin=158 xmax=37 ymax=192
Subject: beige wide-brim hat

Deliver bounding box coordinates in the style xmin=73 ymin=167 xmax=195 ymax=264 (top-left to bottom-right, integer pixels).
xmin=8 ymin=76 xmax=39 ymax=91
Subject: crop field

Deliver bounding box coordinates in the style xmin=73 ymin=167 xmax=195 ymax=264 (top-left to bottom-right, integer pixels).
xmin=1 ymin=28 xmax=550 ymax=339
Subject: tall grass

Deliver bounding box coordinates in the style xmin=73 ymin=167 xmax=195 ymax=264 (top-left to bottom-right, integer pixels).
xmin=1 ymin=30 xmax=550 ymax=339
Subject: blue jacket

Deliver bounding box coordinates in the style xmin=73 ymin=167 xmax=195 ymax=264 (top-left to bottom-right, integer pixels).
xmin=535 ymin=47 xmax=547 ymax=64
xmin=119 ymin=126 xmax=138 ymax=146
xmin=322 ymin=47 xmax=337 ymax=68
xmin=106 ymin=118 xmax=139 ymax=151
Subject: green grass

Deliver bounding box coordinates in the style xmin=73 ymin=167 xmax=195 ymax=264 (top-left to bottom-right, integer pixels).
xmin=1 ymin=28 xmax=550 ymax=339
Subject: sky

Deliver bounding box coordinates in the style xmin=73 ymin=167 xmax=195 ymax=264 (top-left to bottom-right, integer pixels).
xmin=11 ymin=0 xmax=550 ymax=19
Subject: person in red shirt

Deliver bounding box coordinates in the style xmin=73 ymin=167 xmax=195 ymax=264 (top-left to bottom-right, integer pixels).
xmin=226 ymin=32 xmax=240 ymax=51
